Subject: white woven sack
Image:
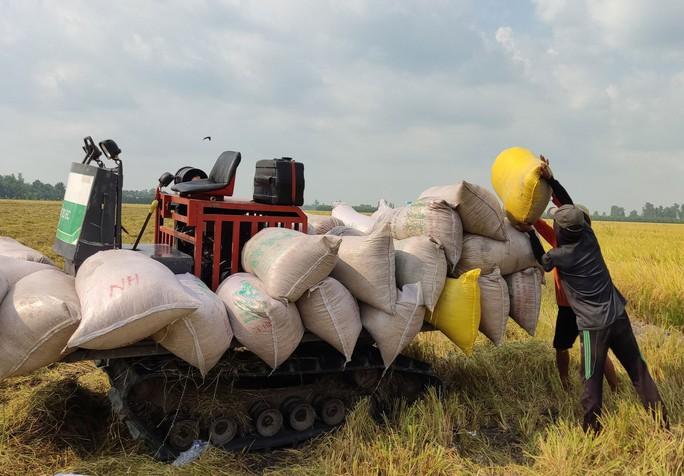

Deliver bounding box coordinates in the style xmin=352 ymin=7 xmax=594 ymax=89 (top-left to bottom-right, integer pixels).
xmin=330 ymin=224 xmax=396 ymax=314
xmin=242 ymin=228 xmax=341 ymax=302
xmin=0 ymin=237 xmax=53 ymax=264
xmin=371 ymin=199 xmax=397 ymax=229
xmin=0 ymin=275 xmax=8 ymax=303
xmin=478 ymin=269 xmax=510 ymax=346
xmin=360 ymin=284 xmax=425 ymax=368
xmin=394 ymin=236 xmax=447 ymax=312
xmin=0 ymin=256 xmax=55 ymax=287
xmin=506 ymin=267 xmax=543 ymax=336
xmin=153 ymin=273 xmax=233 ymax=377
xmin=390 ymin=198 xmax=463 ymax=270
xmin=296 ymin=277 xmax=361 ymax=362
xmin=218 ymin=273 xmax=304 ymax=369
xmin=331 ymin=203 xmax=377 ymax=234
xmin=0 ymin=269 xmax=80 ymax=379
xmin=327 ymin=226 xmax=366 ymax=237
xmin=419 ymin=182 xmax=506 ymax=241
xmin=68 ymin=249 xmax=199 ymax=350
xmin=457 ymin=221 xmax=537 ymax=276
xmin=306 ymin=214 xmax=345 ymax=235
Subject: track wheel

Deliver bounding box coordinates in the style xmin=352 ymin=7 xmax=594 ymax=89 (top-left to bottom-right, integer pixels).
xmin=314 ymin=397 xmax=346 ymax=426
xmin=209 ymin=417 xmax=239 ymax=446
xmin=281 ymin=397 xmax=315 ymax=432
xmin=167 ymin=419 xmax=199 ymax=452
xmin=250 ymin=402 xmax=283 ymax=438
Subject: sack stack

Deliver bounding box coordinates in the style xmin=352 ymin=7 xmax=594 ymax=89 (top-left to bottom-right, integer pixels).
xmin=0 ymin=145 xmax=552 ymax=380
xmin=329 ymin=148 xmax=549 ymax=351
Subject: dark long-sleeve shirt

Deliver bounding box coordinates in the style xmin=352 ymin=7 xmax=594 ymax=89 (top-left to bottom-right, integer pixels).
xmin=539 ymin=228 xmax=627 ymax=330
xmin=529 ymin=177 xmax=626 ymax=330
xmin=532 ymin=176 xmax=573 ymax=306
xmin=546 ymin=177 xmax=573 ymax=206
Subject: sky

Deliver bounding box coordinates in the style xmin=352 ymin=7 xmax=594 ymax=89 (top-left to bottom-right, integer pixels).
xmin=1 ymin=0 xmax=683 ymax=213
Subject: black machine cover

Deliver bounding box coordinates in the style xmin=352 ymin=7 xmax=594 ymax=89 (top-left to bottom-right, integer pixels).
xmin=253 ymin=157 xmax=305 ymax=206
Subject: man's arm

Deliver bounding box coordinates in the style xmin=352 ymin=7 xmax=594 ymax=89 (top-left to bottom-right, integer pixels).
xmin=546 ymin=177 xmax=573 ymax=206
xmin=528 ymin=230 xmax=555 ymax=272
xmin=540 ymin=155 xmax=573 ymax=206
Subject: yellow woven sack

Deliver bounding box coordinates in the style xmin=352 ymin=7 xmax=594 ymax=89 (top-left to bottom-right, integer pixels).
xmin=425 ymin=269 xmax=481 ymax=355
xmin=491 ymin=147 xmax=552 ymax=225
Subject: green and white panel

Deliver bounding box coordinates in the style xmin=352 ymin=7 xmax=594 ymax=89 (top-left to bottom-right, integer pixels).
xmin=55 ymin=172 xmax=94 ymax=245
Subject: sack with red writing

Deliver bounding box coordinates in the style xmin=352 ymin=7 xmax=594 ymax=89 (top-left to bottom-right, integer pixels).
xmin=67 ymin=249 xmax=199 ymax=350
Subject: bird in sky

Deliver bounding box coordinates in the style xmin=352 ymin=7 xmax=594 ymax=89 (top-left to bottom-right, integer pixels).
xmin=203 ymin=136 xmax=211 ymax=141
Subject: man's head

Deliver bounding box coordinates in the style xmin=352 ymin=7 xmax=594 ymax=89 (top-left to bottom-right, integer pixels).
xmin=549 ymin=204 xmax=591 ymax=243
xmin=549 ymin=204 xmax=590 ymax=229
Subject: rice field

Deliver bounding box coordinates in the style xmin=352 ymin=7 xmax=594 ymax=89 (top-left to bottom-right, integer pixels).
xmin=0 ymin=199 xmax=683 ymax=475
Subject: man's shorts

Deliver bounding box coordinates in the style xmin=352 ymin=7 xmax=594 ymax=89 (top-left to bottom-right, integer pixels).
xmin=553 ymin=306 xmax=579 ymax=350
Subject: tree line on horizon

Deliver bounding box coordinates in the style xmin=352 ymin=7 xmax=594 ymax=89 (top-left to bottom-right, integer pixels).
xmin=0 ymin=173 xmax=154 ymax=204
xmin=1 ymin=173 xmax=682 ymax=222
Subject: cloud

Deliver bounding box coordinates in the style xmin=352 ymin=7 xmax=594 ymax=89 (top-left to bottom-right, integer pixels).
xmin=0 ymin=0 xmax=682 ymax=212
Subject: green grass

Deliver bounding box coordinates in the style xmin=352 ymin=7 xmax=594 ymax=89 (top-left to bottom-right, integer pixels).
xmin=0 ymin=200 xmax=683 ymax=475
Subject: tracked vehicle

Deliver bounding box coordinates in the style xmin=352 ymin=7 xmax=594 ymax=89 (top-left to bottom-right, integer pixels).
xmin=56 ymin=137 xmax=441 ymax=460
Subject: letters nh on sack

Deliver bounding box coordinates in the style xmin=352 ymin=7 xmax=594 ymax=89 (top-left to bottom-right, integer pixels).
xmin=109 ymin=273 xmax=140 ymax=298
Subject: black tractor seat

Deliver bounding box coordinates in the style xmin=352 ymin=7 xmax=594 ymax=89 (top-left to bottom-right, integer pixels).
xmin=172 ymin=151 xmax=241 ymax=197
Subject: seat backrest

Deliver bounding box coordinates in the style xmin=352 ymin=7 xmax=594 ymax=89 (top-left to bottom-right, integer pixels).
xmin=209 ymin=151 xmax=241 ymax=184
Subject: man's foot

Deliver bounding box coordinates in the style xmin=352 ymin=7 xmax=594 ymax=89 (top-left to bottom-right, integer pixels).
xmin=560 ymin=377 xmax=571 ymax=391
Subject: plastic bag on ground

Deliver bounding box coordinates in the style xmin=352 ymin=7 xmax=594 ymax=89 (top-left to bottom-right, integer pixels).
xmin=68 ymin=249 xmax=199 ymax=350
xmin=242 ymin=228 xmax=341 ymax=302
xmin=360 ymin=284 xmax=425 ymax=368
xmin=153 ymin=273 xmax=233 ymax=377
xmin=331 ymin=203 xmax=377 ymax=234
xmin=394 ymin=236 xmax=447 ymax=312
xmin=172 ymin=440 xmax=209 ymax=467
xmin=506 ymin=267 xmax=543 ymax=336
xmin=218 ymin=273 xmax=304 ymax=369
xmin=425 ymin=269 xmax=481 ymax=355
xmin=0 ymin=269 xmax=80 ymax=379
xmin=330 ymin=224 xmax=396 ymax=314
xmin=419 ymin=182 xmax=506 ymax=241
xmin=0 ymin=256 xmax=55 ymax=286
xmin=0 ymin=237 xmax=54 ymax=264
xmin=306 ymin=214 xmax=344 ymax=235
xmin=456 ymin=220 xmax=538 ymax=276
xmin=296 ymin=277 xmax=361 ymax=362
xmin=478 ymin=269 xmax=510 ymax=346
xmin=492 ymin=147 xmax=552 ymax=226
xmin=390 ymin=198 xmax=463 ymax=270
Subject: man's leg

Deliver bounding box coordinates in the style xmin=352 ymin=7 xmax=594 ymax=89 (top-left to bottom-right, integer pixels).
xmin=608 ymin=317 xmax=668 ymax=428
xmin=580 ymin=327 xmax=609 ymax=433
xmin=603 ymin=355 xmax=619 ymax=392
xmin=553 ymin=306 xmax=578 ymax=390
xmin=556 ymin=349 xmax=571 ymax=389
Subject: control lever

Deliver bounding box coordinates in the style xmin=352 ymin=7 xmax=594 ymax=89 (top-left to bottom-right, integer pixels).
xmin=99 ymin=139 xmax=122 ymax=162
xmin=132 ymin=200 xmax=159 ymax=251
xmin=81 ymin=136 xmax=103 ymax=166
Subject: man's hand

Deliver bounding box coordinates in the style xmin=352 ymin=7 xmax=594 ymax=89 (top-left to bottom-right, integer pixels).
xmin=539 ymin=154 xmax=553 ymax=179
xmin=514 ymin=222 xmax=533 ymax=232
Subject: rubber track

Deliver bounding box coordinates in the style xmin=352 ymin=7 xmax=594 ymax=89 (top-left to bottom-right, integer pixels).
xmin=102 ymin=342 xmax=442 ymax=461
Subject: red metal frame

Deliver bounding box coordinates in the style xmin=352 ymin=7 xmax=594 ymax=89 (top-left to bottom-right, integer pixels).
xmin=154 ymin=191 xmax=307 ymax=290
